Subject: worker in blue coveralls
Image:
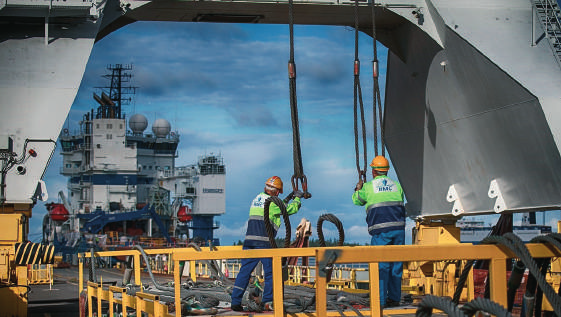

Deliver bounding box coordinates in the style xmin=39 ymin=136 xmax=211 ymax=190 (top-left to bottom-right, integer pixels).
xmin=231 ymin=176 xmax=303 ymax=312
xmin=352 ymin=155 xmax=406 ymax=308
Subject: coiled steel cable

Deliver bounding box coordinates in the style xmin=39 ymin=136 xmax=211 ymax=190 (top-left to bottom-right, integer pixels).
xmin=186 ymin=242 xmax=229 ymax=283
xmin=481 ymin=234 xmax=561 ymax=317
xmin=317 ymin=214 xmax=345 ymax=247
xmin=452 ymin=259 xmax=475 ymax=304
xmin=133 ymin=245 xmax=174 ymax=292
xmin=461 ymin=297 xmax=511 ymax=317
xmin=317 ymin=213 xmax=345 ymax=283
xmin=416 ymin=295 xmax=466 ymax=317
xmin=263 ymin=195 xmax=291 ymax=249
xmin=504 ymin=232 xmax=558 ymax=317
xmin=533 ymin=257 xmax=550 ymax=317
xmin=531 ymin=234 xmax=561 ymax=255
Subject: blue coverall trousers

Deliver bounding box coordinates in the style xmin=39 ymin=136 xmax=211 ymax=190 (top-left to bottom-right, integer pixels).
xmin=231 ymin=246 xmax=273 ymax=306
xmin=371 ymin=229 xmax=405 ymax=306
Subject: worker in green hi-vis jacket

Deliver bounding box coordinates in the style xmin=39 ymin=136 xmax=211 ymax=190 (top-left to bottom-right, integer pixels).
xmin=231 ymin=176 xmax=302 ymax=312
xmin=353 ymin=156 xmax=405 ymax=308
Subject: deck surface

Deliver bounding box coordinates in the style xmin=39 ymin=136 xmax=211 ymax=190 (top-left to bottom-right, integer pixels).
xmin=27 ymin=267 xmax=424 ymax=317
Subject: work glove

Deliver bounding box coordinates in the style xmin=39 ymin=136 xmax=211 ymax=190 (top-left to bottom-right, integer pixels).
xmin=293 ymin=190 xmax=304 ymax=198
xmin=354 ymin=180 xmax=364 ymax=191
xmin=283 ymin=191 xmax=295 ymax=203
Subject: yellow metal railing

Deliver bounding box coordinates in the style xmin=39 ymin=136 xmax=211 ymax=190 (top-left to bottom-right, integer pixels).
xmin=27 ymin=264 xmax=53 ymax=285
xmin=80 ymin=243 xmax=561 ymax=317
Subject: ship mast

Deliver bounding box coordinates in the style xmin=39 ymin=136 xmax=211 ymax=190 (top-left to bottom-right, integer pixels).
xmin=95 ymin=64 xmax=137 ymax=119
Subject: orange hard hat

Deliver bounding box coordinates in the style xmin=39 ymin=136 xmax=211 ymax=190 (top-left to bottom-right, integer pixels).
xmin=265 ymin=176 xmax=283 ymax=194
xmin=370 ymin=156 xmax=390 ymax=172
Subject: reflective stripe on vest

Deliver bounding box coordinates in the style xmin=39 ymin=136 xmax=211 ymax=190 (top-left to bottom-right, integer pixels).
xmin=245 ymin=235 xmax=270 ymax=242
xmin=365 ymin=201 xmax=404 ymax=214
xmin=248 ymin=215 xmax=279 ymax=231
xmin=356 ymin=193 xmax=367 ymax=204
xmin=368 ymin=221 xmax=406 ymax=232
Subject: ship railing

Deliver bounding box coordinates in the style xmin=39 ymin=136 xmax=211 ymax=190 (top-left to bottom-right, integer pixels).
xmin=80 ymin=243 xmax=561 ymax=317
xmin=286 ymin=265 xmax=368 ymax=290
xmin=27 ymin=264 xmax=53 ymax=285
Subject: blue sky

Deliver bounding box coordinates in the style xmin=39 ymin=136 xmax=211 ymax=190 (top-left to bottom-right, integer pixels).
xmin=30 ymin=21 xmax=557 ymax=245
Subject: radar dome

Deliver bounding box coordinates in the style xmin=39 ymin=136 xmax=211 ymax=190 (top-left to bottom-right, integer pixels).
xmin=152 ymin=118 xmax=171 ymax=138
xmin=129 ymin=114 xmax=148 ymax=134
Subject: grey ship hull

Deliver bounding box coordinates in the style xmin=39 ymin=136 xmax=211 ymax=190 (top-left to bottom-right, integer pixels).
xmin=1 ymin=0 xmax=560 ymax=218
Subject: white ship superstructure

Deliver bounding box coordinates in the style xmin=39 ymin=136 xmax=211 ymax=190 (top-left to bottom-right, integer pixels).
xmin=55 ymin=65 xmax=225 ymax=244
xmin=159 ymin=154 xmax=226 ymax=242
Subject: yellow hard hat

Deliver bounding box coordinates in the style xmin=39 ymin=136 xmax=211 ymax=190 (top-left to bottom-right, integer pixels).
xmin=265 ymin=176 xmax=283 ymax=194
xmin=370 ymin=156 xmax=390 ymax=172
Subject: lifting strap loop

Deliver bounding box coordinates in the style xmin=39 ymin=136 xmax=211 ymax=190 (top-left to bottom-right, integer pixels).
xmin=288 ymin=0 xmax=311 ymax=199
xmin=371 ymin=0 xmax=385 ymax=156
xmin=353 ymin=0 xmax=367 ymax=183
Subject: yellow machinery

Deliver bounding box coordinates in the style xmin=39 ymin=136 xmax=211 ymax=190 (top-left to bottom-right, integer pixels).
xmin=0 ymin=205 xmax=32 ymax=317
xmin=403 ymin=218 xmax=467 ymax=300
xmin=0 ymin=204 xmax=55 ymax=316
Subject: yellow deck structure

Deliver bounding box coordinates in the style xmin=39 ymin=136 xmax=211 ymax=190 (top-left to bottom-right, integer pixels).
xmin=80 ymin=241 xmax=561 ymax=317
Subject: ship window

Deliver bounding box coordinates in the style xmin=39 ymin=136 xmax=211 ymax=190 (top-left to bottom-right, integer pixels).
xmin=97 ymin=144 xmax=101 ymax=149
xmin=106 ymin=134 xmax=112 ymax=140
xmin=66 ymin=164 xmax=71 ymax=168
xmin=165 ymin=166 xmax=170 ymax=170
xmin=120 ymin=124 xmax=123 ymax=129
xmin=107 ymin=124 xmax=112 ymax=129
xmin=149 ymin=166 xmax=152 ymax=170
xmin=96 ymin=124 xmax=100 ymax=129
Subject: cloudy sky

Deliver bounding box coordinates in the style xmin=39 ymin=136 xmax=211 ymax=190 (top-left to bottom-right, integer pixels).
xmin=30 ymin=21 xmax=556 ymax=245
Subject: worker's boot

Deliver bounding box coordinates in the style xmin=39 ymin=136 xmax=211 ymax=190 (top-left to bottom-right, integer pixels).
xmin=261 ymin=302 xmax=273 ymax=311
xmin=231 ymin=304 xmax=244 ymax=312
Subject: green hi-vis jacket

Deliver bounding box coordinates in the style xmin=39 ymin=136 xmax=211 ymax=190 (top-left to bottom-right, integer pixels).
xmin=352 ymin=175 xmax=406 ymax=235
xmin=244 ymin=192 xmax=301 ymax=248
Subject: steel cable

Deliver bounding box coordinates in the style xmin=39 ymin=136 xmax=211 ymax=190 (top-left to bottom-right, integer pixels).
xmin=353 ymin=0 xmax=367 ymax=182
xmin=528 ymin=234 xmax=561 ymax=317
xmin=370 ymin=0 xmax=384 ymax=156
xmin=317 ymin=213 xmax=345 ymax=283
xmin=481 ymin=234 xmax=561 ymax=316
xmin=503 ymin=232 xmax=556 ymax=317
xmin=317 ymin=213 xmax=345 ymax=247
xmin=186 ymin=242 xmax=229 ymax=283
xmin=531 ymin=234 xmax=561 ymax=254
xmin=461 ymin=297 xmax=511 ymax=317
xmin=416 ymin=295 xmax=466 ymax=317
xmin=89 ymin=248 xmax=96 ymax=283
xmin=263 ymin=196 xmax=291 ymax=249
xmin=287 ymin=0 xmax=311 ymax=198
xmin=133 ymin=245 xmax=174 ymax=292
xmin=452 ymin=259 xmax=475 ymax=304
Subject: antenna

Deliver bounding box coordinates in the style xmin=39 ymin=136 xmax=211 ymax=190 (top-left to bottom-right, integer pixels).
xmin=94 ymin=64 xmax=138 ymax=119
